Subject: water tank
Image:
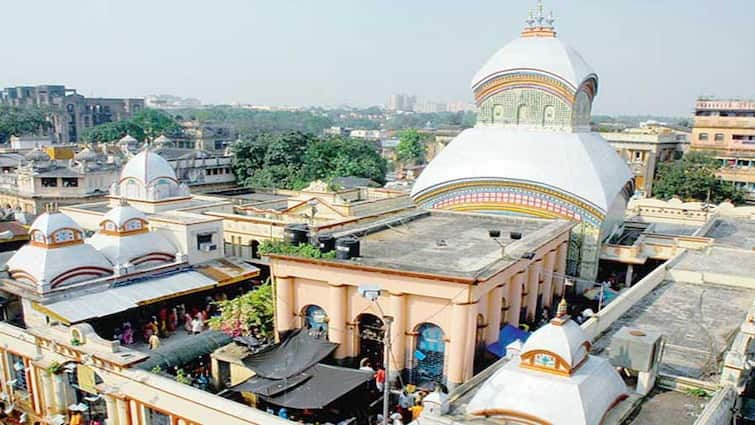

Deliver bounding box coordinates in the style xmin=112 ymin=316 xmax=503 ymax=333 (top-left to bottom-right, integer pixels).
xmin=284 ymin=224 xmax=309 ymax=245
xmin=510 ymin=231 xmax=522 ymax=240
xmin=315 ymin=234 xmax=336 ymax=253
xmin=335 ymin=237 xmax=360 ymax=260
xmin=608 ymin=327 xmax=662 ymax=372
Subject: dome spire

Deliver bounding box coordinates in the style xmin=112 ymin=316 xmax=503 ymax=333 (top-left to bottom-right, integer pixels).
xmin=521 ymin=0 xmax=556 ymax=38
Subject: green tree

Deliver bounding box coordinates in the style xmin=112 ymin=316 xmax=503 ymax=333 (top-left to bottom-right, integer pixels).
xmin=396 ymin=129 xmax=425 ymax=165
xmin=653 ymin=151 xmax=745 ymax=204
xmin=0 ymin=106 xmax=52 ymax=143
xmin=80 ymin=108 xmax=179 ymax=143
xmin=301 ymin=136 xmax=387 ymax=185
xmin=208 ymin=282 xmax=274 ymax=338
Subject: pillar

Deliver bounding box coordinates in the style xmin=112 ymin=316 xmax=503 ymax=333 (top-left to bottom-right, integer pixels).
xmin=274 ymin=276 xmax=294 ymax=335
xmin=447 ymin=302 xmax=475 ymax=389
xmin=39 ymin=372 xmax=55 ymax=417
xmin=542 ymin=250 xmax=556 ymax=309
xmin=485 ymin=285 xmax=503 ymax=344
xmin=554 ymin=242 xmax=568 ymax=297
xmin=104 ymin=394 xmax=119 ymax=425
xmin=52 ymin=374 xmax=68 ymax=411
xmin=210 ymin=357 xmax=221 ymax=390
xmin=525 ymin=261 xmax=541 ymax=322
xmin=389 ymin=293 xmax=407 ymax=374
xmin=625 ymin=264 xmax=634 ymax=288
xmin=328 ymin=284 xmax=348 ymax=359
xmin=507 ymin=272 xmax=524 ymax=328
xmin=116 ymin=398 xmax=130 ymax=425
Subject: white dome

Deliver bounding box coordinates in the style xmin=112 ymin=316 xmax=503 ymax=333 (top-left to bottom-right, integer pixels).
xmin=30 ymin=211 xmax=84 ymax=238
xmin=120 ymin=150 xmax=178 ymax=185
xmin=520 ymin=319 xmax=589 ymax=369
xmin=101 ymin=204 xmax=147 ymax=228
xmin=471 ymin=36 xmax=596 ymax=91
xmin=118 ymin=134 xmax=138 ymax=145
xmin=25 ymin=147 xmax=51 ymax=162
xmin=7 ymin=211 xmax=113 ymax=291
xmin=74 ymin=148 xmax=98 ymax=162
xmin=88 ymin=228 xmax=177 ymax=268
xmin=411 ymin=127 xmax=632 ymax=215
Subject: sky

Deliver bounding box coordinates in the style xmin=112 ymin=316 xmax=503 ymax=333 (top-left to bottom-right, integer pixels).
xmin=2 ymin=0 xmax=754 ymax=116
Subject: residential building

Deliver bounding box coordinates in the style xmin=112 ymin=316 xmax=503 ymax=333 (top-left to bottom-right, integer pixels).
xmin=1 ymin=85 xmax=144 ymax=143
xmin=602 ymin=127 xmax=686 ymax=198
xmin=270 ymin=209 xmax=573 ymax=390
xmin=414 ymin=100 xmax=448 ymax=114
xmin=690 ymin=98 xmax=755 ymax=202
xmin=410 ymin=5 xmax=633 ymax=283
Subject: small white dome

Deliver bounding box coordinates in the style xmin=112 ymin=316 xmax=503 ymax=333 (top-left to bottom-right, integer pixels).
xmin=101 ymin=203 xmax=147 ymax=229
xmin=25 ymin=147 xmax=51 ymax=162
xmin=471 ymin=36 xmax=596 ymax=91
xmin=118 ymin=134 xmax=138 ymax=145
xmin=154 ymin=135 xmax=174 ymax=147
xmin=74 ymin=148 xmax=98 ymax=162
xmin=30 ymin=210 xmax=84 ymax=239
xmin=119 ymin=150 xmax=178 ymax=185
xmin=520 ymin=319 xmax=590 ymax=369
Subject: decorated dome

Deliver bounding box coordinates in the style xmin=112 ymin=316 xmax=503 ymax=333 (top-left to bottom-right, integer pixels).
xmin=7 ymin=208 xmax=112 ymax=291
xmin=110 ymin=150 xmax=189 ymax=202
xmin=25 ymin=147 xmax=51 ymax=162
xmin=466 ymin=300 xmax=627 ymax=425
xmin=87 ymin=202 xmax=177 ymax=268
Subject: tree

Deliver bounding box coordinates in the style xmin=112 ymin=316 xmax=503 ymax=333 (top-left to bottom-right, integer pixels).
xmin=0 ymin=106 xmax=52 ymax=143
xmin=653 ymin=151 xmax=746 ymax=204
xmin=208 ymin=282 xmax=274 ymax=338
xmin=301 ymin=136 xmax=387 ymax=185
xmin=80 ymin=108 xmax=179 ymax=143
xmin=396 ymin=129 xmax=425 ymax=165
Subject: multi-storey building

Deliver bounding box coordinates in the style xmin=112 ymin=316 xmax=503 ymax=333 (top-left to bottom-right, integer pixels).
xmin=174 ymin=121 xmax=235 ymax=152
xmin=602 ymin=127 xmax=687 ymax=198
xmin=690 ymin=98 xmax=755 ymax=202
xmin=1 ymin=85 xmax=144 ymax=143
xmin=386 ymin=94 xmax=416 ymax=112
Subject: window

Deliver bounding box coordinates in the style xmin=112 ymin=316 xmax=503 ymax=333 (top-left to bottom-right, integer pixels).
xmin=196 ymin=233 xmax=215 ymax=250
xmin=41 ymin=178 xmax=58 ymax=187
xmin=62 ymin=178 xmax=78 ymax=187
xmin=53 ymin=229 xmax=75 ymax=243
xmin=698 ymin=133 xmax=709 ymax=141
xmin=714 ymin=133 xmax=725 ymax=142
xmin=633 ymin=151 xmax=643 ymax=161
xmin=8 ymin=353 xmax=28 ymax=393
xmin=124 ymin=219 xmax=143 ymax=232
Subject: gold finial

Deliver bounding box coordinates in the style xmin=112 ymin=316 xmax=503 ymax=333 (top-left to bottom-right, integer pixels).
xmin=556 ymin=297 xmax=568 ymax=318
xmin=118 ymin=196 xmax=129 ymax=207
xmin=45 ymin=202 xmax=59 ymax=214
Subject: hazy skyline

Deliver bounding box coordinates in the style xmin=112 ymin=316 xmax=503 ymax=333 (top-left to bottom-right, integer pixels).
xmin=3 ymin=0 xmax=753 ymax=116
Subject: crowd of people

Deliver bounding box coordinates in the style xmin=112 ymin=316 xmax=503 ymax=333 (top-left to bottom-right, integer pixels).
xmin=106 ymin=292 xmax=229 ymax=350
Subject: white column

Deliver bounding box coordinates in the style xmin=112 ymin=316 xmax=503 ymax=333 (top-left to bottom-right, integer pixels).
xmin=104 ymin=394 xmax=119 ymax=425
xmin=525 ymin=261 xmax=541 ymax=322
xmin=328 ymin=284 xmax=347 ymax=359
xmin=542 ymin=250 xmax=556 ymax=309
xmin=554 ymin=242 xmax=568 ymax=297
xmin=389 ymin=293 xmax=407 ymax=374
xmin=486 ymin=285 xmax=503 ymax=344
xmin=274 ymin=276 xmax=295 ymax=335
xmin=447 ymin=302 xmax=474 ymax=389
xmin=116 ymin=398 xmax=130 ymax=425
xmin=507 ymin=272 xmax=524 ymax=328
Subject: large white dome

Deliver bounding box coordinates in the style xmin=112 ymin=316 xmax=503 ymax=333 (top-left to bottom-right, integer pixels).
xmin=472 ymin=36 xmax=596 ymax=92
xmin=120 ymin=150 xmax=178 ymax=185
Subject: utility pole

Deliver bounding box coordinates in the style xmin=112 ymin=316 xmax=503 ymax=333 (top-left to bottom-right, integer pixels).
xmin=382 ymin=315 xmax=393 ymax=425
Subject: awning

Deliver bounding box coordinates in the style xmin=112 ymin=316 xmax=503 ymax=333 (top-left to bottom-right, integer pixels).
xmin=40 ymin=270 xmax=218 ymax=324
xmin=232 ymin=364 xmax=373 ymax=410
xmin=137 ymin=330 xmax=232 ymax=371
xmin=242 ymin=329 xmax=338 ymax=379
xmin=487 ymin=324 xmax=530 ymax=358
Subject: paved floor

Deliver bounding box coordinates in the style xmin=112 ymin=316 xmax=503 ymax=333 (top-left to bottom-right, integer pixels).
xmin=706 ymin=218 xmax=755 ymax=250
xmin=630 ymin=390 xmax=708 ymax=425
xmin=593 ymin=280 xmax=755 ymax=381
xmin=675 ymin=247 xmax=755 ymax=277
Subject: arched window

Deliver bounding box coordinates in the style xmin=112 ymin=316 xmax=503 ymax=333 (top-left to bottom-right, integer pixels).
xmin=124 ymin=179 xmax=140 ymax=199
xmin=516 ymin=104 xmax=529 ymax=125
xmin=542 ymin=105 xmax=556 ymax=126
xmin=302 ymin=305 xmax=328 ymax=339
xmin=492 ymin=105 xmax=504 ymax=123
xmin=357 ymin=313 xmax=384 ymax=369
xmin=413 ymin=323 xmax=445 ymax=385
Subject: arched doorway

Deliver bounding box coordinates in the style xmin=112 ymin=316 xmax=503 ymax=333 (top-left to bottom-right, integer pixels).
xmin=474 ymin=314 xmax=488 ymax=374
xmin=357 ymin=313 xmax=384 ymax=368
xmin=302 ymin=305 xmax=328 ymax=339
xmin=413 ymin=323 xmax=446 ymax=386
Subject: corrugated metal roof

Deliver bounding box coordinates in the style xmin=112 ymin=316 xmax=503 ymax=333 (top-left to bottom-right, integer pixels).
xmin=43 ymin=271 xmax=216 ymax=323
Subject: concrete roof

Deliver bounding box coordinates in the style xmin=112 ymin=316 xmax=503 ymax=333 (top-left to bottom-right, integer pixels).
xmin=705 ymin=218 xmax=755 ymax=250
xmin=330 ymin=210 xmax=571 ymax=279
xmin=592 ymin=280 xmax=755 ymax=381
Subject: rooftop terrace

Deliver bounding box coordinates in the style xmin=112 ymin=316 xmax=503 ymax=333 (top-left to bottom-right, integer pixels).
xmin=328 ymin=210 xmax=572 ymax=278
xmin=592 ymin=280 xmax=755 ymax=381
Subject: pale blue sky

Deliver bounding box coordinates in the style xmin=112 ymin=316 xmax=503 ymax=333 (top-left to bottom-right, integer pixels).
xmin=2 ymin=1 xmax=753 ymax=116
